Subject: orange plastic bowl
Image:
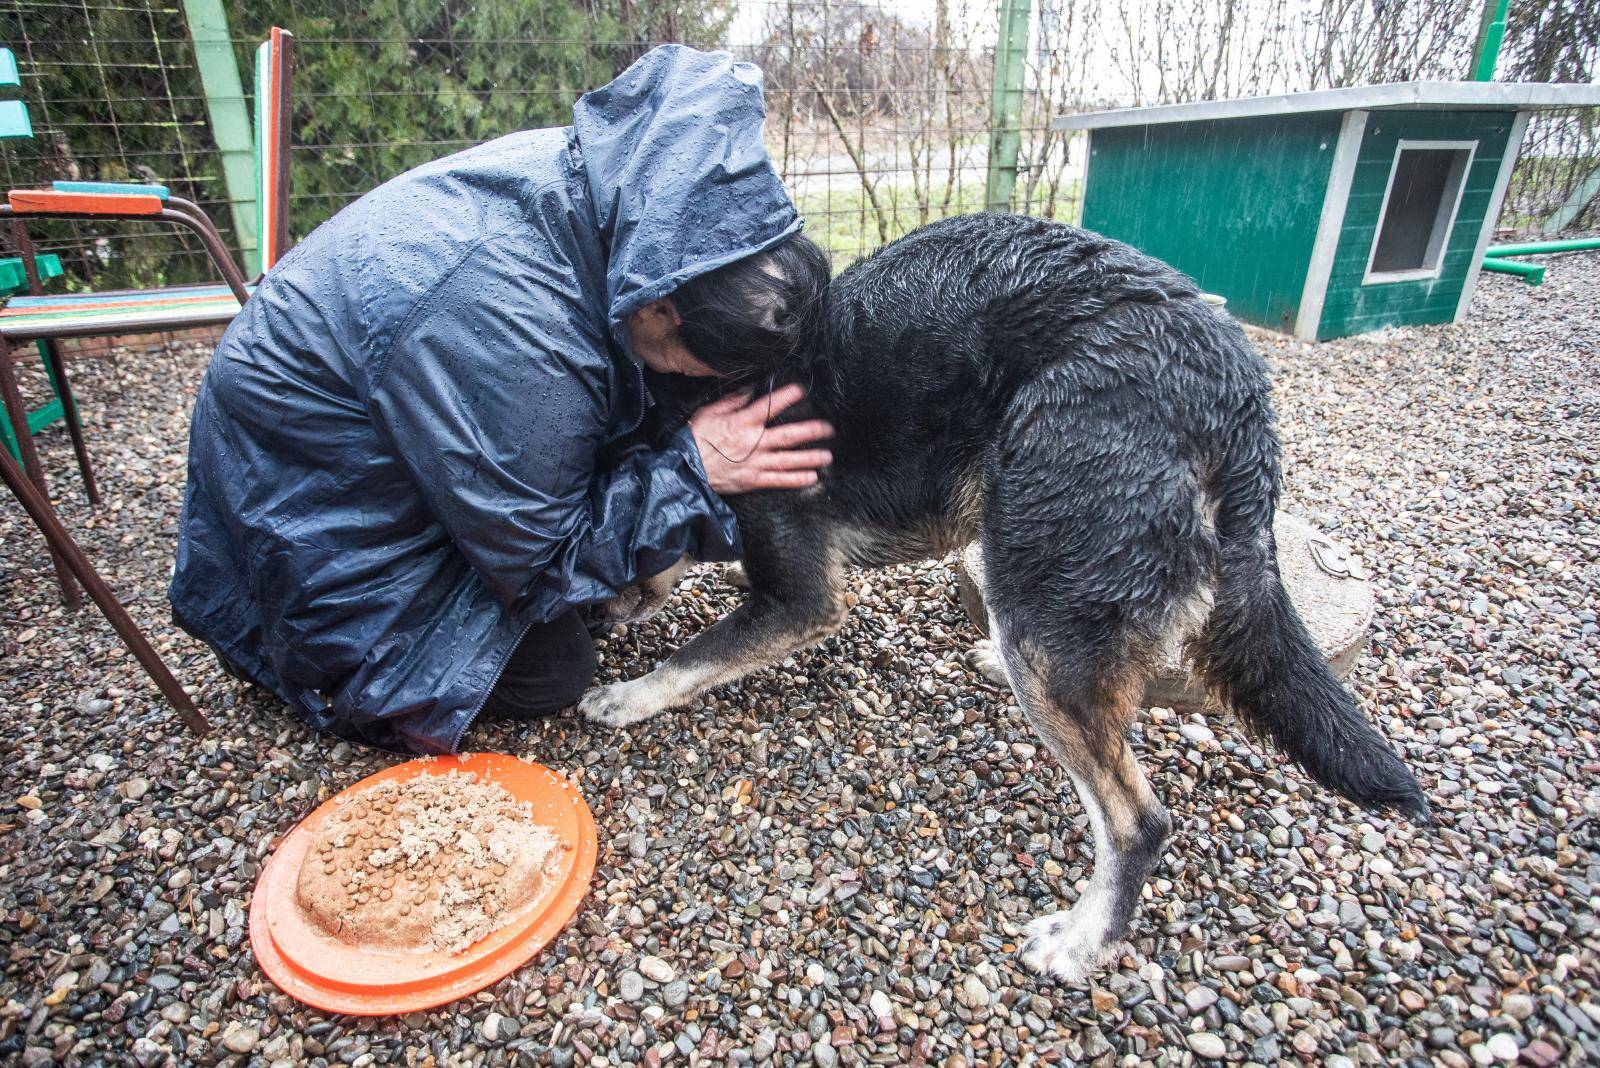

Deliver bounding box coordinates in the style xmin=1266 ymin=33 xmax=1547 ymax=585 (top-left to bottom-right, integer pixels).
xmin=249 ymin=753 xmax=596 ymax=1015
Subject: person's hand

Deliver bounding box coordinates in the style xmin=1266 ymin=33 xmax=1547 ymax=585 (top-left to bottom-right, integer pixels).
xmin=688 ymin=384 xmax=834 ymax=495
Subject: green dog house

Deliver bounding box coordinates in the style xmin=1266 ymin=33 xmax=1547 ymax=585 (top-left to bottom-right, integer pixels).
xmin=1054 ymin=82 xmax=1600 ymax=339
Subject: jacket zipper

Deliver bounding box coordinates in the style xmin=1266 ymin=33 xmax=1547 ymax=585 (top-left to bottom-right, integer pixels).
xmin=449 ymin=618 xmax=536 ymax=753
xmin=623 ymin=360 xmax=647 ymax=435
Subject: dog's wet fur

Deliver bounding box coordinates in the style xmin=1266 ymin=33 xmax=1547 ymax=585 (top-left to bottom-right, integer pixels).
xmin=581 ymin=214 xmax=1428 ymax=982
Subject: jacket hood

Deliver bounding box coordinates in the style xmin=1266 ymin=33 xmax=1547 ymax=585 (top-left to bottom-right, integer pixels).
xmin=571 ymin=44 xmax=803 ymax=355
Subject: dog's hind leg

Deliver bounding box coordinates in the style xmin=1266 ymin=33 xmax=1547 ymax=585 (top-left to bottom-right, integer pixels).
xmin=956 ymin=544 xmax=1014 ymax=688
xmin=998 ymin=630 xmax=1171 ymax=982
xmin=981 ymin=361 xmax=1211 ymax=982
xmin=580 ymin=511 xmax=846 ymax=728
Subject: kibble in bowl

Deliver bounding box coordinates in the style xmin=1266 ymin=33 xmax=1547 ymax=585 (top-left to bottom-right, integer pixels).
xmin=295 ymin=770 xmax=567 ymax=953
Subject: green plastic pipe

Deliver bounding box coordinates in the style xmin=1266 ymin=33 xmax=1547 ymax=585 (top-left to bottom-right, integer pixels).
xmin=1486 ymin=237 xmax=1600 ymax=257
xmin=1481 ymin=258 xmax=1546 ymax=284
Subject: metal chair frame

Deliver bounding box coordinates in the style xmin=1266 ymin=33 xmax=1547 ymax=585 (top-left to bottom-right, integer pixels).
xmin=0 ymin=29 xmax=293 ymax=721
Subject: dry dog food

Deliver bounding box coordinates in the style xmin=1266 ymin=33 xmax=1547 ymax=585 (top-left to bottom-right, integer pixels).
xmin=295 ymin=770 xmax=564 ymax=953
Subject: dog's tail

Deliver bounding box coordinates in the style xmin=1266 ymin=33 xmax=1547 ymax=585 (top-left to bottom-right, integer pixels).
xmin=1190 ymin=407 xmax=1429 ymax=823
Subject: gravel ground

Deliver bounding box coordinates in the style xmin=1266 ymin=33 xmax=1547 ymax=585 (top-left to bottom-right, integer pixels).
xmin=2 ymin=256 xmax=1598 ymax=1066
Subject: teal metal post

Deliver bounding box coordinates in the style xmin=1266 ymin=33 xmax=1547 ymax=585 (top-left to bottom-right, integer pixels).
xmin=985 ymin=0 xmax=1033 ymax=213
xmin=182 ymin=0 xmax=258 ymax=268
xmin=1470 ymin=0 xmax=1510 ymax=81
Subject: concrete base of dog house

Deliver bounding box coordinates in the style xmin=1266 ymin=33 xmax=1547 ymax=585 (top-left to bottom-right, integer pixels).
xmin=954 ymin=512 xmax=1374 ymax=711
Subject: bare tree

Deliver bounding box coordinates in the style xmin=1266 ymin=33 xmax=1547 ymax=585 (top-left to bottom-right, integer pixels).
xmin=1501 ymin=0 xmax=1600 ymax=230
xmin=754 ymin=0 xmax=989 ymax=245
xmin=750 ymin=0 xmax=1596 ymax=257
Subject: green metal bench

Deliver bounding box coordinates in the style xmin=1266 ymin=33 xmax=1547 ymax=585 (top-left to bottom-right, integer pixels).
xmin=0 ymin=29 xmax=293 ymax=342
xmin=0 ymin=43 xmax=225 ymax=728
xmin=0 ymin=44 xmax=100 ymax=604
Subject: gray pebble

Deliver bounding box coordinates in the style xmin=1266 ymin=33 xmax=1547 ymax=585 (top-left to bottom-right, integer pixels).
xmin=619 ymin=970 xmax=645 ymax=1003
xmin=1501 ymin=994 xmax=1534 ymax=1021
xmin=480 ymin=1012 xmax=519 ymax=1043
xmin=7 ymin=269 xmax=1600 ymax=1068
xmin=221 ymin=1024 xmax=259 ymax=1055
xmin=131 ymin=1038 xmax=165 ymax=1067
xmin=639 ymin=955 xmax=675 ymax=983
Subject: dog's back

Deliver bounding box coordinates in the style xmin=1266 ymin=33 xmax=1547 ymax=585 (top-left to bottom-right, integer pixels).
xmin=803 ymin=216 xmax=1260 ymax=544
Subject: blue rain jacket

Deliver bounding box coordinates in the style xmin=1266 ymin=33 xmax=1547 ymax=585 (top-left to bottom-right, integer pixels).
xmin=170 ymin=45 xmax=800 ymax=753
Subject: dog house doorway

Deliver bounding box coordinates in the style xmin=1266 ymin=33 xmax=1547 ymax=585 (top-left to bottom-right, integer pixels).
xmin=1365 ymin=141 xmax=1475 ymax=283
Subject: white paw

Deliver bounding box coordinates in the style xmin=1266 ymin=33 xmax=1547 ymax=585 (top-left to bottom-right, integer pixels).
xmin=578 ymin=681 xmax=661 ymax=728
xmin=1017 ymin=909 xmax=1119 ymax=984
xmin=966 ymin=639 xmax=1012 ymax=688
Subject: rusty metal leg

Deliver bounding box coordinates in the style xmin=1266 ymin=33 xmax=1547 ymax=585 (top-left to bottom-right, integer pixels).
xmin=0 ymin=342 xmax=80 ymax=607
xmin=10 ymin=221 xmax=101 ymax=506
xmin=0 ymin=443 xmax=207 ymax=734
xmin=40 ymin=340 xmax=101 ymax=506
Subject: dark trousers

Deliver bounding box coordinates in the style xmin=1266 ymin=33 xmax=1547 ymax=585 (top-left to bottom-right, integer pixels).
xmin=481 ymin=609 xmax=598 ymax=719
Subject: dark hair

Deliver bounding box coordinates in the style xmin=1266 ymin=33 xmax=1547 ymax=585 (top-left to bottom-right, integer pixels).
xmin=672 ymin=233 xmax=830 ymax=385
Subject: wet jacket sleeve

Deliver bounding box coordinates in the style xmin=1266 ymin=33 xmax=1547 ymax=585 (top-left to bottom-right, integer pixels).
xmin=365 ymin=253 xmax=741 ymax=621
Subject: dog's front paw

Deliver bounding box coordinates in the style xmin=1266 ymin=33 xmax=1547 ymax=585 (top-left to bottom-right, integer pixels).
xmin=579 ymin=679 xmax=669 ymax=729
xmin=966 ymin=639 xmax=1012 ymax=689
xmin=1018 ymin=909 xmax=1118 ymax=984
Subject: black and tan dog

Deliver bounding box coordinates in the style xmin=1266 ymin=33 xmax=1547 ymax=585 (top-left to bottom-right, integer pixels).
xmin=581 ymin=213 xmax=1428 ymax=982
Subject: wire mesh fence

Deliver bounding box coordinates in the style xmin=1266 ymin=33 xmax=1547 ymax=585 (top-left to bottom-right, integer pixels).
xmin=1505 ymin=110 xmax=1600 ymax=229
xmin=0 ymin=0 xmax=232 ymax=291
xmin=0 ymin=0 xmax=1595 ymax=299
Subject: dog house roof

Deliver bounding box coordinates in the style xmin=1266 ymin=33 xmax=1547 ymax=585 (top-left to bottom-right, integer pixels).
xmin=1052 ymin=81 xmax=1600 ymax=131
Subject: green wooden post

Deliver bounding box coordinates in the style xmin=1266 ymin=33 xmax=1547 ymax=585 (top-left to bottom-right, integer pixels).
xmin=182 ymin=0 xmax=258 ymax=267
xmin=1470 ymin=0 xmax=1510 ymax=81
xmin=985 ymin=0 xmax=1032 ymax=212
